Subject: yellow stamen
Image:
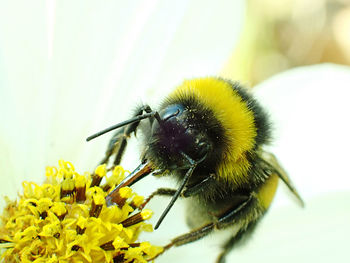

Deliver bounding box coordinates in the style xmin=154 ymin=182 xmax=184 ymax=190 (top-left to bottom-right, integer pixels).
xmin=0 ymin=160 xmax=163 ymax=262
xmin=91 ymin=164 xmax=107 ymax=187
xmin=121 ymin=209 xmax=153 ymax=227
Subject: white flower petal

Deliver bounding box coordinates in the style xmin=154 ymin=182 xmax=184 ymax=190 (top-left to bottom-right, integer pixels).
xmin=0 ymin=1 xmax=245 ymax=203
xmin=255 ymin=64 xmax=350 ymax=205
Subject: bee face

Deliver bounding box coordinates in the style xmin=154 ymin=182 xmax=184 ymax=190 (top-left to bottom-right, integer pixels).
xmin=148 ymin=103 xmax=213 ymax=170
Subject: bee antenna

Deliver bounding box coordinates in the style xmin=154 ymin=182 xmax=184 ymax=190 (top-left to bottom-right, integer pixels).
xmin=154 ymin=152 xmax=198 ymax=230
xmin=86 ymin=111 xmax=159 ymax=141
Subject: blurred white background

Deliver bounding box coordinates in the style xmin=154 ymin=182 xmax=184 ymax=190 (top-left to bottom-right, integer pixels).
xmin=0 ymin=1 xmax=349 ymax=263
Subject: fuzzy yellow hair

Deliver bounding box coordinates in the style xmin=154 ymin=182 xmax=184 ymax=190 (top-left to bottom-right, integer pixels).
xmin=169 ymin=78 xmax=257 ymax=186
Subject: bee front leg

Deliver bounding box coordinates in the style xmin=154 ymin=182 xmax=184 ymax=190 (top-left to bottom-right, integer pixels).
xmin=100 ymin=105 xmax=160 ymax=166
xmin=100 ymin=127 xmax=126 ymax=165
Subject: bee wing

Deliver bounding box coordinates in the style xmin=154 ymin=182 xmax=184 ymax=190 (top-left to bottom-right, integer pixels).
xmin=261 ymin=151 xmax=305 ymax=207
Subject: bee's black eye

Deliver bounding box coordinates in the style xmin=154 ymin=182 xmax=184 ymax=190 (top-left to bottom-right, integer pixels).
xmin=160 ymin=104 xmax=184 ymax=121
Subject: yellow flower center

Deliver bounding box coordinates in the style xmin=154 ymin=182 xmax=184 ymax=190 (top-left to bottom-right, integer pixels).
xmin=0 ymin=160 xmax=163 ymax=263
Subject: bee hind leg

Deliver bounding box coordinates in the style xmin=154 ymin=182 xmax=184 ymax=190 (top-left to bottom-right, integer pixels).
xmin=216 ymin=220 xmax=259 ymax=263
xmin=162 ymin=194 xmax=259 ymax=258
xmin=165 ymin=222 xmax=216 ymax=249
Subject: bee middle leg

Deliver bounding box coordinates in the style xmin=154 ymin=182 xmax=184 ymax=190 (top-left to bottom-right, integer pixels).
xmin=139 ymin=173 xmax=218 ymax=210
xmin=182 ymin=174 xmax=216 ymax=197
xmin=138 ymin=188 xmax=177 ymax=210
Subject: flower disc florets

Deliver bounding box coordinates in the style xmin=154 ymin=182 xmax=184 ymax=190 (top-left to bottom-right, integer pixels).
xmin=0 ymin=160 xmax=163 ymax=263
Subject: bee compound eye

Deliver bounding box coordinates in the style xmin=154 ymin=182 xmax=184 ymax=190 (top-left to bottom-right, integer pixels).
xmin=160 ymin=104 xmax=184 ymax=121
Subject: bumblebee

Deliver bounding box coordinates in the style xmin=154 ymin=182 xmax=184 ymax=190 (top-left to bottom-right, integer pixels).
xmin=87 ymin=77 xmax=304 ymax=263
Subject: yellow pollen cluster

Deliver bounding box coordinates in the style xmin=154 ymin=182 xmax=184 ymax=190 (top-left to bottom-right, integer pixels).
xmin=0 ymin=160 xmax=163 ymax=263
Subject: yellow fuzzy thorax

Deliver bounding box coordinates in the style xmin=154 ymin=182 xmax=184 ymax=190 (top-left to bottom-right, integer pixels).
xmin=169 ymin=78 xmax=257 ymax=185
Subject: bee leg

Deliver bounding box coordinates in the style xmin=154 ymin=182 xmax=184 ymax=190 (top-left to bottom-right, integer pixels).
xmin=182 ymin=174 xmax=216 ymax=197
xmin=216 ymin=221 xmax=259 ymax=263
xmin=138 ymin=188 xmax=177 ymax=210
xmin=100 ymin=104 xmax=161 ymax=166
xmin=143 ymin=174 xmax=215 ymax=209
xmin=165 ymin=222 xmax=215 ymax=249
xmin=100 ymin=127 xmax=125 ymax=165
xmin=215 ymin=195 xmax=263 ymax=263
xmin=145 ymin=222 xmax=215 ymax=261
xmin=215 ymin=194 xmax=254 ymax=227
xmin=111 ymin=105 xmax=156 ymax=166
xmin=163 ymin=194 xmax=259 ymax=259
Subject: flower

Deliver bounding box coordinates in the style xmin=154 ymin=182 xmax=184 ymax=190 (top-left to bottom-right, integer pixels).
xmin=0 ymin=160 xmax=163 ymax=263
xmin=0 ymin=3 xmax=245 ymax=262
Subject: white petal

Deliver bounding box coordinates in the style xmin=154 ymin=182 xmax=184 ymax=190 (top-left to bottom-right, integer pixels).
xmin=254 ymin=64 xmax=350 ymax=205
xmin=0 ymin=1 xmax=245 ymax=204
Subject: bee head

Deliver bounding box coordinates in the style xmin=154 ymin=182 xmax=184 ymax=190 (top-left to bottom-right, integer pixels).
xmin=147 ymin=104 xmax=212 ymax=170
